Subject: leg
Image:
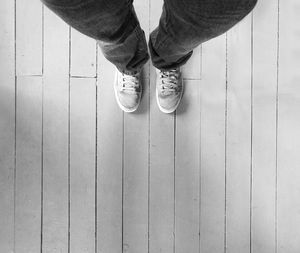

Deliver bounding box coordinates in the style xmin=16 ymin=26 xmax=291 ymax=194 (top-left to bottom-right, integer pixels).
xmin=42 ymin=0 xmax=149 ymax=74
xmin=149 ymin=0 xmax=258 ymax=70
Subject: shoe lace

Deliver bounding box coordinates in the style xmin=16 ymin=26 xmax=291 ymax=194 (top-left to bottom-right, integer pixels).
xmin=120 ymin=72 xmax=139 ymax=91
xmin=159 ymin=69 xmax=179 ymax=92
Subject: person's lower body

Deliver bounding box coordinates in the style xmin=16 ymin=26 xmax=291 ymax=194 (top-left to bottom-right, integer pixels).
xmin=41 ymin=0 xmax=258 ymax=112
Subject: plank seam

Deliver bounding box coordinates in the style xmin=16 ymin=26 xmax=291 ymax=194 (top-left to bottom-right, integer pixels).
xmin=42 ymin=4 xmax=45 ymax=76
xmin=147 ymin=1 xmax=151 ymax=253
xmin=13 ymin=0 xmax=17 ymax=252
xmin=173 ymin=112 xmax=176 ymax=253
xmin=68 ymin=25 xmax=71 ymax=253
xmin=40 ymin=76 xmax=44 ymax=253
xmin=122 ymin=112 xmax=124 ymax=253
xmin=40 ymin=5 xmax=45 ymax=253
xmin=70 ymin=75 xmax=98 ymax=79
xmin=95 ymin=43 xmax=99 ymax=253
xmin=275 ymin=0 xmax=280 ymax=252
xmin=198 ymin=71 xmax=202 ymax=252
xmin=250 ymin=12 xmax=254 ymax=253
xmin=16 ymin=74 xmax=44 ymax=77
xmin=224 ymin=32 xmax=228 ymax=253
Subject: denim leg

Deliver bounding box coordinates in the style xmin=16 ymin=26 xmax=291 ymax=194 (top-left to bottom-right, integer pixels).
xmin=149 ymin=0 xmax=258 ymax=70
xmin=42 ymin=0 xmax=149 ymax=74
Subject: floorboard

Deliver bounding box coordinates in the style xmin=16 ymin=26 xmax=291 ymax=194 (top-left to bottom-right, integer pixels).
xmin=15 ymin=76 xmax=43 ymax=253
xmin=122 ymin=2 xmax=150 ymax=253
xmin=16 ymin=0 xmax=43 ymax=75
xmin=175 ymin=80 xmax=201 ymax=253
xmin=226 ymin=14 xmax=252 ymax=253
xmin=0 ymin=0 xmax=15 ymax=252
xmin=277 ymin=0 xmax=300 ymax=252
xmin=149 ymin=1 xmax=176 ymax=253
xmin=42 ymin=7 xmax=70 ymax=253
xmin=97 ymin=46 xmax=123 ymax=253
xmin=200 ymin=34 xmax=226 ymax=253
xmin=252 ymin=0 xmax=278 ymax=252
xmin=71 ymin=29 xmax=97 ymax=78
xmin=70 ymin=77 xmax=96 ymax=253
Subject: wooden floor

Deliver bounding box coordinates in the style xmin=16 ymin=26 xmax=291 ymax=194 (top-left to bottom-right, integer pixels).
xmin=1 ymin=0 xmax=300 ymax=252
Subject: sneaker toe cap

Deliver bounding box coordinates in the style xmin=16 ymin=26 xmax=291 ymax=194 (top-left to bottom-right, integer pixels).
xmin=118 ymin=91 xmax=141 ymax=110
xmin=158 ymin=92 xmax=181 ymax=112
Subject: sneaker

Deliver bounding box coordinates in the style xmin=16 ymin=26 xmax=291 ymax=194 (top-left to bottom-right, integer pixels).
xmin=155 ymin=68 xmax=183 ymax=113
xmin=114 ymin=68 xmax=142 ymax=113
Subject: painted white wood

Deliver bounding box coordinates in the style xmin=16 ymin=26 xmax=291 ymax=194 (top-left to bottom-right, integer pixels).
xmin=42 ymin=8 xmax=69 ymax=253
xmin=175 ymin=80 xmax=200 ymax=253
xmin=43 ymin=8 xmax=69 ymax=77
xmin=122 ymin=83 xmax=149 ymax=253
xmin=252 ymin=0 xmax=278 ymax=252
xmin=70 ymin=28 xmax=97 ymax=77
xmin=0 ymin=0 xmax=15 ymax=252
xmin=277 ymin=0 xmax=300 ymax=252
xmin=16 ymin=0 xmax=43 ymax=75
xmin=199 ymin=35 xmax=226 ymax=253
xmin=226 ymin=16 xmax=252 ymax=253
xmin=97 ymin=50 xmax=123 ymax=253
xmin=15 ymin=76 xmax=43 ymax=253
xmin=122 ymin=2 xmax=150 ymax=253
xmin=182 ymin=46 xmax=202 ymax=80
xmin=149 ymin=67 xmax=175 ymax=253
xmin=149 ymin=1 xmax=175 ymax=253
xmin=150 ymin=0 xmax=162 ymax=33
xmin=69 ymin=77 xmax=96 ymax=253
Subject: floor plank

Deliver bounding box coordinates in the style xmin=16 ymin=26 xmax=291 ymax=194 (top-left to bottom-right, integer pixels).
xmin=70 ymin=77 xmax=96 ymax=253
xmin=200 ymin=35 xmax=226 ymax=253
xmin=16 ymin=0 xmax=43 ymax=75
xmin=252 ymin=0 xmax=278 ymax=252
xmin=42 ymin=8 xmax=69 ymax=253
xmin=0 ymin=0 xmax=15 ymax=252
xmin=226 ymin=14 xmax=252 ymax=253
xmin=149 ymin=68 xmax=175 ymax=253
xmin=15 ymin=76 xmax=43 ymax=253
xmin=277 ymin=0 xmax=300 ymax=252
xmin=175 ymin=80 xmax=201 ymax=253
xmin=97 ymin=49 xmax=123 ymax=253
xmin=71 ymin=28 xmax=97 ymax=78
xmin=122 ymin=2 xmax=150 ymax=253
xmin=149 ymin=1 xmax=176 ymax=253
xmin=182 ymin=47 xmax=202 ymax=80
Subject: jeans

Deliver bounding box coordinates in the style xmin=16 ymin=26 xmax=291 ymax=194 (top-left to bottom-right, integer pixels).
xmin=42 ymin=0 xmax=257 ymax=74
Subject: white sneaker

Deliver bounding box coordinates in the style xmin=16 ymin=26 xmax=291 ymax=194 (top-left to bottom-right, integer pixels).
xmin=156 ymin=68 xmax=183 ymax=113
xmin=114 ymin=68 xmax=142 ymax=113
